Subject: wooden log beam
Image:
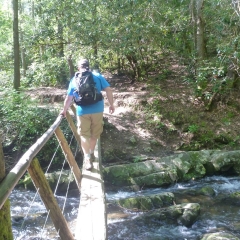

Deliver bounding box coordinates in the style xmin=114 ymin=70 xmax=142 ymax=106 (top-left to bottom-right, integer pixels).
xmin=75 ymin=139 xmax=107 ymax=240
xmin=66 ymin=111 xmax=81 ymax=148
xmin=28 ymin=158 xmax=74 ymax=240
xmin=54 ymin=127 xmax=82 ymax=190
xmin=0 ymin=115 xmax=63 ymax=209
xmin=70 ymin=104 xmax=76 ymax=117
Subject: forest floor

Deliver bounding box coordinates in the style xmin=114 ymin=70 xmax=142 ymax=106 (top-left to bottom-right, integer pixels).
xmin=26 ymin=58 xmax=240 ymax=167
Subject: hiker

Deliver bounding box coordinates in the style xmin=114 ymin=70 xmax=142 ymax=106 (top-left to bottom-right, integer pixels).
xmin=60 ymin=59 xmax=115 ymax=170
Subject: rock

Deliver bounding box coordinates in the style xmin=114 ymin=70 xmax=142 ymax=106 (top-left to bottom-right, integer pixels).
xmin=200 ymin=232 xmax=240 ymax=240
xmin=177 ymin=203 xmax=200 ymax=227
xmin=117 ymin=192 xmax=175 ymax=211
xmin=103 ymin=150 xmax=240 ymax=189
xmin=139 ymin=202 xmax=200 ymax=227
xmin=198 ymin=186 xmax=215 ymax=197
xmin=210 ymin=151 xmax=240 ymax=173
xmin=226 ymin=191 xmax=240 ymax=206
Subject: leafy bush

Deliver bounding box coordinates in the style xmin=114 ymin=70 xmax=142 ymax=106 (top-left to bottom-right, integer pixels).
xmin=21 ymin=57 xmax=69 ymax=87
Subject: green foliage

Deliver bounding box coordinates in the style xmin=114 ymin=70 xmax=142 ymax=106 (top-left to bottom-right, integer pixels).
xmin=22 ymin=58 xmax=69 ymax=87
xmin=133 ymin=155 xmax=145 ymax=163
xmin=188 ymin=124 xmax=199 ymax=134
xmin=0 ymin=9 xmax=12 ymax=72
xmin=0 ymin=89 xmax=52 ymax=148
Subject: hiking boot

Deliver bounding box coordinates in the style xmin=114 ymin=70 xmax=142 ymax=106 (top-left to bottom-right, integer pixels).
xmin=84 ymin=158 xmax=93 ymax=171
xmin=90 ymin=153 xmax=96 ymax=162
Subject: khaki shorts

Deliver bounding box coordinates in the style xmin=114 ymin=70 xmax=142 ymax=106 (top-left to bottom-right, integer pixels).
xmin=77 ymin=113 xmax=103 ymax=139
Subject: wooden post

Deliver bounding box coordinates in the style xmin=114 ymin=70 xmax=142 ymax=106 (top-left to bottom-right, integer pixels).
xmin=28 ymin=158 xmax=75 ymax=240
xmin=70 ymin=104 xmax=76 ymax=117
xmin=54 ymin=127 xmax=82 ymax=190
xmin=0 ymin=136 xmax=5 ymax=181
xmin=66 ymin=111 xmax=81 ymax=148
xmin=0 ymin=135 xmax=13 ymax=240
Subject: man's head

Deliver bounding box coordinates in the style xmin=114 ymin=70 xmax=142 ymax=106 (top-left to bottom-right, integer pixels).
xmin=77 ymin=59 xmax=89 ymax=71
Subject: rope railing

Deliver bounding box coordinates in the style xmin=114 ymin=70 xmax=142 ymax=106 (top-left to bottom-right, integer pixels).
xmin=0 ymin=112 xmax=82 ymax=240
xmin=14 ymin=133 xmax=77 ymax=240
xmin=0 ymin=115 xmax=63 ymax=209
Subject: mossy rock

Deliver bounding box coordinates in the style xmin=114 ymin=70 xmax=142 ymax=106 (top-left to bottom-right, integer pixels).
xmin=228 ymin=191 xmax=240 ymax=205
xmin=117 ymin=192 xmax=175 ymax=211
xmin=198 ymin=186 xmax=215 ymax=197
xmin=178 ymin=203 xmax=200 ymax=227
xmin=133 ymin=172 xmax=172 ymax=187
xmin=200 ymin=232 xmax=240 ymax=240
xmin=118 ymin=196 xmax=152 ymax=211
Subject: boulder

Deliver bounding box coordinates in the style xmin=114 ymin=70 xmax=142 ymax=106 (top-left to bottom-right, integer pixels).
xmin=200 ymin=232 xmax=239 ymax=240
xmin=226 ymin=191 xmax=240 ymax=206
xmin=197 ymin=186 xmax=215 ymax=197
xmin=177 ymin=203 xmax=200 ymax=227
xmin=117 ymin=192 xmax=175 ymax=211
xmin=139 ymin=202 xmax=200 ymax=227
xmin=103 ymin=150 xmax=240 ymax=189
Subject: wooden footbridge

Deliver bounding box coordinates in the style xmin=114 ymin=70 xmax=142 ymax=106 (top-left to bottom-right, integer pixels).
xmin=0 ymin=105 xmax=107 ymax=240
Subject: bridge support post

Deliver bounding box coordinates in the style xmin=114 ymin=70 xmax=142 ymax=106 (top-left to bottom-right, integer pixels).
xmin=28 ymin=158 xmax=75 ymax=240
xmin=0 ymin=135 xmax=13 ymax=240
xmin=54 ymin=126 xmax=82 ymax=190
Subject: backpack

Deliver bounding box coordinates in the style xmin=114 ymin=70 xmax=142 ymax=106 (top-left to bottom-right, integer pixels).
xmin=73 ymin=71 xmax=103 ymax=106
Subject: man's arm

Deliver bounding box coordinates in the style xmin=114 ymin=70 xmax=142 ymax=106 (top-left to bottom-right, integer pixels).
xmin=60 ymin=95 xmax=74 ymax=117
xmin=104 ymin=87 xmax=115 ymax=114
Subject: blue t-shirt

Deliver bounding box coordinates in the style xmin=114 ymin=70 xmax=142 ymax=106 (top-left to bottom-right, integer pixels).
xmin=67 ymin=71 xmax=110 ymax=116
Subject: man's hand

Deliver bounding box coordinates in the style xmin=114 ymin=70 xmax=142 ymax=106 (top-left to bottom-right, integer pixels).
xmin=109 ymin=105 xmax=115 ymax=114
xmin=60 ymin=95 xmax=74 ymax=118
xmin=59 ymin=110 xmax=67 ymax=118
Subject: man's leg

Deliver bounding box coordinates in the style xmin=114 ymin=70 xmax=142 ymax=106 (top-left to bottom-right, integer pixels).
xmin=77 ymin=113 xmax=103 ymax=169
xmin=90 ymin=136 xmax=98 ymax=153
xmin=80 ymin=136 xmax=90 ymax=155
xmin=77 ymin=115 xmax=92 ymax=170
xmin=90 ymin=113 xmax=103 ymax=161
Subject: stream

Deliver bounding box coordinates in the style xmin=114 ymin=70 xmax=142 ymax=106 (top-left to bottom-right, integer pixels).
xmin=10 ymin=175 xmax=240 ymax=240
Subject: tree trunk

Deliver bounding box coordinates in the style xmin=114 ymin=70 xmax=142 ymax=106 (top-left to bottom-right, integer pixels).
xmin=19 ymin=1 xmax=26 ymax=77
xmin=0 ymin=136 xmax=13 ymax=240
xmin=13 ymin=0 xmax=20 ymax=89
xmin=19 ymin=28 xmax=26 ymax=78
xmin=196 ymin=0 xmax=206 ymax=59
xmin=126 ymin=54 xmax=141 ymax=82
xmin=190 ymin=0 xmax=197 ymax=53
xmin=58 ymin=22 xmax=64 ymax=58
xmin=67 ymin=55 xmax=75 ymax=79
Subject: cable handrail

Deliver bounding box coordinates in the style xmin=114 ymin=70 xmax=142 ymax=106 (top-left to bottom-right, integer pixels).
xmin=0 ymin=115 xmax=63 ymax=210
xmin=0 ymin=115 xmax=63 ymax=209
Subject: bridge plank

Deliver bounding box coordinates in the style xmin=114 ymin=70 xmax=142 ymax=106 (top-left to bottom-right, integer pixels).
xmin=75 ymin=140 xmax=107 ymax=240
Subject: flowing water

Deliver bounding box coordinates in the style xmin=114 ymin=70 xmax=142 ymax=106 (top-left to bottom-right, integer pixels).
xmin=10 ymin=175 xmax=240 ymax=240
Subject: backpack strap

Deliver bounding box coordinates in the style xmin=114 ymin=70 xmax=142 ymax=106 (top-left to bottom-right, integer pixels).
xmin=92 ymin=74 xmax=103 ymax=91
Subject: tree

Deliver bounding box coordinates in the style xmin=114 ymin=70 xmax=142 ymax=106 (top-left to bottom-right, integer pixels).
xmin=13 ymin=0 xmax=20 ymax=89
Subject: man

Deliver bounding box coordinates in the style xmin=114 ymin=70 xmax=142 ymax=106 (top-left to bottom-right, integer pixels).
xmin=60 ymin=59 xmax=115 ymax=170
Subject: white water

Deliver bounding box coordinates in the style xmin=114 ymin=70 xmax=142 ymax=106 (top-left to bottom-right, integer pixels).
xmin=10 ymin=175 xmax=240 ymax=239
